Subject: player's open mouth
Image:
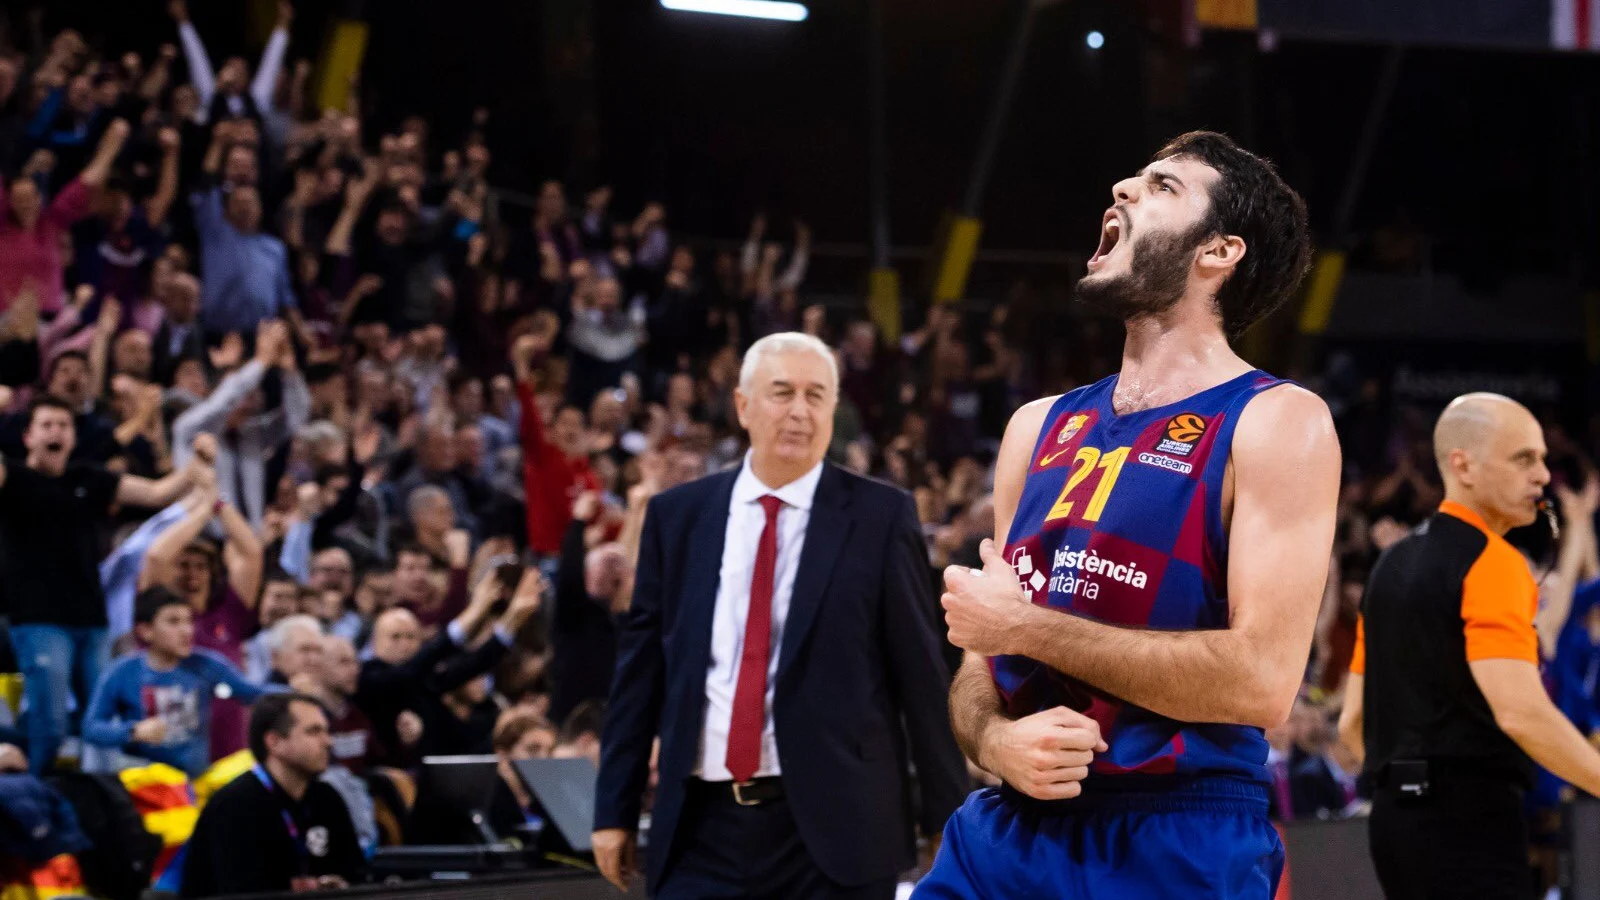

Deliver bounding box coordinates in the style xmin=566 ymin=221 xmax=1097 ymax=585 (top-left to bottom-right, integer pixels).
xmin=1088 ymin=209 xmax=1124 ymax=267
xmin=44 ymin=441 xmax=63 ymax=454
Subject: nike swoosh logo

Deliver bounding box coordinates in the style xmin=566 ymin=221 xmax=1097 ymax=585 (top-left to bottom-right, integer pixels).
xmin=1038 ymin=448 xmax=1071 ymax=467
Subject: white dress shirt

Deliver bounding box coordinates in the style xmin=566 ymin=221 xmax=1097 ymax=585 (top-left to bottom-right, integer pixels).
xmin=696 ymin=454 xmax=824 ymax=781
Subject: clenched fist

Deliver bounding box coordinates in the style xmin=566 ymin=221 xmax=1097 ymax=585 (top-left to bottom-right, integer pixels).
xmin=978 ymin=706 xmax=1106 ymax=801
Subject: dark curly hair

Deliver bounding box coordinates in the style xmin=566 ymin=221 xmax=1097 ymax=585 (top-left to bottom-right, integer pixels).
xmin=1151 ymin=132 xmax=1313 ymax=338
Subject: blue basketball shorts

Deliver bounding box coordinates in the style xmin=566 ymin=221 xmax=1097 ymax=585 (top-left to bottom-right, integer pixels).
xmin=912 ymin=778 xmax=1283 ymax=900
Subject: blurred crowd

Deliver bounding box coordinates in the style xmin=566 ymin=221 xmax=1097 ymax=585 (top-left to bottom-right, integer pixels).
xmin=0 ymin=4 xmax=1596 ymax=897
xmin=0 ymin=7 xmax=1046 ymax=891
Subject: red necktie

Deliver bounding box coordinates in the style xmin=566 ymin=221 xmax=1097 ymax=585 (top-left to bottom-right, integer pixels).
xmin=727 ymin=494 xmax=783 ymax=782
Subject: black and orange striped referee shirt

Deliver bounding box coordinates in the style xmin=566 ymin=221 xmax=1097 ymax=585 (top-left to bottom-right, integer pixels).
xmin=1351 ymin=500 xmax=1540 ymax=786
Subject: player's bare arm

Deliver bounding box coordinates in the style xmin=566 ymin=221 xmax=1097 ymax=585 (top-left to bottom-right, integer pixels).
xmin=948 ymin=399 xmax=1108 ymax=799
xmin=942 ymin=384 xmax=1340 ymax=728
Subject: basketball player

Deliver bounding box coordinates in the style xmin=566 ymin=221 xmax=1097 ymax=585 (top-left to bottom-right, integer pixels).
xmin=913 ymin=131 xmax=1340 ymax=898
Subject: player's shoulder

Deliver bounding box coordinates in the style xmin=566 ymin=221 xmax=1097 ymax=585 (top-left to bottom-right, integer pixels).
xmin=1229 ymin=380 xmax=1339 ymax=494
xmin=1236 ymin=381 xmax=1335 ymax=449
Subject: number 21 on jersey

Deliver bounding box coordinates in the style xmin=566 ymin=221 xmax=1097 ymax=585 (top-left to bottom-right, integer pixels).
xmin=1044 ymin=446 xmax=1129 ymax=524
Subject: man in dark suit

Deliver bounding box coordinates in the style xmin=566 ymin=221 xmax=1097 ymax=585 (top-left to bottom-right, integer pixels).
xmin=593 ymin=332 xmax=967 ymax=899
xmin=151 ymin=271 xmax=206 ymax=386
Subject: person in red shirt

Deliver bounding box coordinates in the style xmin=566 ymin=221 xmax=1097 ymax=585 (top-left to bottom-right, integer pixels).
xmin=511 ymin=329 xmax=600 ymax=557
xmin=0 ymin=120 xmax=129 ymax=315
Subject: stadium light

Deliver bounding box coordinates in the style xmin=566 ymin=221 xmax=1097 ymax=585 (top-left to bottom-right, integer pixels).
xmin=1086 ymin=30 xmax=1105 ymax=49
xmin=660 ymin=0 xmax=809 ymax=22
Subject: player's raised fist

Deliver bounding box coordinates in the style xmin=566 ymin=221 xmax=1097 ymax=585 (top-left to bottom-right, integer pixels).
xmin=942 ymin=538 xmax=1031 ymax=656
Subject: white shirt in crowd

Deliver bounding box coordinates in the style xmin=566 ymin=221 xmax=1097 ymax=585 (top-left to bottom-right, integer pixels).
xmin=696 ymin=453 xmax=823 ymax=781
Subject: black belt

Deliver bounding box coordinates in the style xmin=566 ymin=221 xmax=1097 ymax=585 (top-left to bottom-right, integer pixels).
xmin=696 ymin=777 xmax=784 ymax=807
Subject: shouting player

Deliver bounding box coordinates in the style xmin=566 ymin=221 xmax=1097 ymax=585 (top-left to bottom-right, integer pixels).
xmin=914 ymin=132 xmax=1340 ymax=898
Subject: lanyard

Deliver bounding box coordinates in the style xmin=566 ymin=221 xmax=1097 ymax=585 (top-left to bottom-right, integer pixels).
xmin=252 ymin=765 xmax=310 ymax=875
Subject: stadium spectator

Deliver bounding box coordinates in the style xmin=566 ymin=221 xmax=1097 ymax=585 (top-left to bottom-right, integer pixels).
xmin=180 ymin=693 xmax=365 ymax=897
xmin=313 ymin=635 xmax=373 ymax=776
xmin=1285 ymin=699 xmax=1355 ymax=821
xmin=355 ymin=567 xmax=542 ymax=765
xmin=83 ymin=587 xmax=270 ymax=777
xmin=487 ymin=708 xmax=558 ymax=840
xmin=170 ymin=319 xmax=309 ymax=526
xmin=548 ymin=491 xmax=627 ymax=724
xmin=306 ymin=547 xmax=363 ymax=639
xmin=391 ymin=539 xmax=469 ymax=632
xmin=74 ymin=126 xmax=180 ymax=307
xmin=0 ymin=399 xmax=212 ymax=773
xmin=0 ymin=349 xmax=116 ymax=464
xmin=170 ymin=0 xmax=291 ymax=128
xmin=190 ymin=142 xmax=296 ymax=336
xmin=0 ymin=120 xmax=127 ymax=316
xmin=140 ymin=471 xmax=263 ymax=759
xmin=262 ymin=613 xmax=323 ymax=688
xmin=242 ymin=571 xmax=300 ymax=683
xmin=449 ymin=371 xmax=516 ymax=470
xmin=553 ymin=699 xmax=605 ymax=767
xmin=512 ymin=330 xmax=600 ymax=557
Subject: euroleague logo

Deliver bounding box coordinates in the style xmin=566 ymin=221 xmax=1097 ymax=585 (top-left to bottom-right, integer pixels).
xmin=1155 ymin=413 xmax=1206 ymax=457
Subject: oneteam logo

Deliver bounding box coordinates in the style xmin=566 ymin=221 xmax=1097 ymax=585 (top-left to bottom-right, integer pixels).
xmin=1136 ymin=452 xmax=1193 ymax=475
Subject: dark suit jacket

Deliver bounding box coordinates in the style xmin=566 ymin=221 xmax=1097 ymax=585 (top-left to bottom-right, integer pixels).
xmin=550 ymin=518 xmax=620 ymax=726
xmin=595 ymin=462 xmax=967 ymax=893
xmin=152 ymin=318 xmax=206 ymax=386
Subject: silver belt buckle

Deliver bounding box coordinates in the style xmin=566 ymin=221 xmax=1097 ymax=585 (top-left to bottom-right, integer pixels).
xmin=732 ymin=780 xmax=760 ymax=806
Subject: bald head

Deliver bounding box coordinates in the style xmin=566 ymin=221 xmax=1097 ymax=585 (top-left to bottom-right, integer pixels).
xmin=372 ymin=607 xmax=422 ymax=666
xmin=1433 ymin=394 xmax=1528 ymax=469
xmin=1433 ymin=392 xmax=1550 ymax=533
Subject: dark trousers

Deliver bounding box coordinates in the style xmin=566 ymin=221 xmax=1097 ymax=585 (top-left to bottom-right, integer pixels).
xmin=654 ymin=780 xmax=898 ymax=900
xmin=1368 ymin=770 xmax=1535 ymax=900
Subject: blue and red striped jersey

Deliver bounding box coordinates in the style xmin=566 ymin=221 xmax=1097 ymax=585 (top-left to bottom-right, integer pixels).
xmin=992 ymin=368 xmax=1290 ymax=786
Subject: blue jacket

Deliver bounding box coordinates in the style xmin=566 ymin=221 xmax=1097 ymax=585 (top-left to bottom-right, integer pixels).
xmin=0 ymin=774 xmax=90 ymax=864
xmin=84 ymin=650 xmax=272 ymax=777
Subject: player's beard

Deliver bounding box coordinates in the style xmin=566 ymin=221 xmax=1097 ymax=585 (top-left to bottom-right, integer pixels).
xmin=1073 ymin=220 xmax=1207 ymax=322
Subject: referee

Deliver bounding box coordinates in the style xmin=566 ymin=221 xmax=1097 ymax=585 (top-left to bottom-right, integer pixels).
xmin=1338 ymin=393 xmax=1600 ymax=899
